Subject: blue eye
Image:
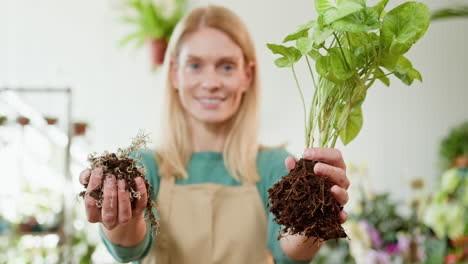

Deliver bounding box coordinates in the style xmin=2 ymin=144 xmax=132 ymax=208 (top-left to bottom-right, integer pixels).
xmin=222 ymin=64 xmax=233 ymax=71
xmin=189 ymin=63 xmax=200 ymax=69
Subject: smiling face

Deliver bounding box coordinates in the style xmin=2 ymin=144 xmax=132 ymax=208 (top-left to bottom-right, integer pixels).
xmin=171 ymin=27 xmax=253 ymax=125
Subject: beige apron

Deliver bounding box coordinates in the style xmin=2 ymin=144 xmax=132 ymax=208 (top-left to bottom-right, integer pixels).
xmin=142 ymin=175 xmax=275 ymax=264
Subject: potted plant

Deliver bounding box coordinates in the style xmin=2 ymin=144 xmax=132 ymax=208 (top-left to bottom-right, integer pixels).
xmin=119 ymin=0 xmax=188 ymax=67
xmin=73 ymin=122 xmax=88 ymax=136
xmin=439 ymin=121 xmax=468 ymax=169
xmin=266 ymin=0 xmax=430 ymax=241
xmin=423 ymin=167 xmax=468 ymax=263
xmin=16 ymin=116 xmax=30 ymax=126
xmin=44 ymin=116 xmax=58 ymax=125
xmin=0 ymin=115 xmax=7 ymax=126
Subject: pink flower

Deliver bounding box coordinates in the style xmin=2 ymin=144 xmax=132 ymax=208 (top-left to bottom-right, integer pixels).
xmin=384 ymin=243 xmax=400 ymax=254
xmin=362 ymin=220 xmax=383 ymax=248
xmin=366 ymin=250 xmax=392 ymax=264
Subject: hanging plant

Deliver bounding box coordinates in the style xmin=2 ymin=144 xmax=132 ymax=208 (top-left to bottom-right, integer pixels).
xmin=267 ymin=0 xmax=430 ymax=241
xmin=119 ymin=0 xmax=188 ymax=67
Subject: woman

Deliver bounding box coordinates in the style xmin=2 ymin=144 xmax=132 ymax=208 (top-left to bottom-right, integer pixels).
xmin=80 ymin=5 xmax=350 ymax=264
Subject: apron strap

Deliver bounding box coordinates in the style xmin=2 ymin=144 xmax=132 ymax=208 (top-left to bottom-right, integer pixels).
xmin=158 ymin=176 xmax=175 ymax=224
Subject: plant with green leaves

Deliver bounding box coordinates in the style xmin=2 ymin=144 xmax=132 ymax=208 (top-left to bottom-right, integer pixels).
xmin=0 ymin=114 xmax=6 ymax=126
xmin=267 ymin=0 xmax=430 ymax=148
xmin=439 ymin=121 xmax=468 ymax=170
xmin=119 ymin=0 xmax=187 ymax=47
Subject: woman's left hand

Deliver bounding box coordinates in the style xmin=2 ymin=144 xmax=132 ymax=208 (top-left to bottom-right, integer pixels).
xmin=284 ymin=148 xmax=350 ymax=223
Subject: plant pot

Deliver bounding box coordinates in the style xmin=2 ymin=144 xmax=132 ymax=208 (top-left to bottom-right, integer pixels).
xmin=73 ymin=122 xmax=88 ymax=136
xmin=0 ymin=116 xmax=7 ymax=126
xmin=17 ymin=116 xmax=30 ymax=126
xmin=45 ymin=117 xmax=58 ymax=125
xmin=454 ymin=156 xmax=468 ymax=168
xmin=149 ymin=38 xmax=168 ymax=66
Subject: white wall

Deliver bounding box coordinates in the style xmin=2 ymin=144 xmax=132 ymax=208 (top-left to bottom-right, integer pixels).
xmin=2 ymin=0 xmax=467 ymax=198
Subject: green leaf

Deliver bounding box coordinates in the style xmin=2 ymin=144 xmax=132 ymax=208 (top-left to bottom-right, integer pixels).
xmin=316 ymin=55 xmax=331 ymax=78
xmin=283 ymin=21 xmax=317 ymax=43
xmin=315 ymin=51 xmax=350 ymax=83
xmin=374 ymin=67 xmax=390 ymax=86
xmin=372 ymin=0 xmax=389 ymax=18
xmin=267 ymin=44 xmax=302 ymax=67
xmin=296 ymin=37 xmax=314 ymax=55
xmin=274 ymin=57 xmax=291 ymax=67
xmin=119 ymin=31 xmax=145 ymax=47
xmin=311 ymin=23 xmax=334 ymax=45
xmin=308 ymin=49 xmax=322 ymax=61
xmin=347 ymin=32 xmax=379 ymax=68
xmin=339 ymin=106 xmax=363 ymax=145
xmin=424 ymin=238 xmax=447 ymax=264
xmin=283 ymin=28 xmax=309 ymax=43
xmin=331 ymin=7 xmax=380 ymax=32
xmin=328 ymin=47 xmax=355 ymax=80
xmin=267 ymin=43 xmax=289 ymax=57
xmin=298 ymin=20 xmax=317 ymax=31
xmin=315 ymin=0 xmax=365 ymax=24
xmin=380 ymin=2 xmax=430 ymax=56
xmin=380 ymin=49 xmax=400 ymax=70
xmin=121 ymin=16 xmax=141 ymax=25
xmin=393 ymin=56 xmax=422 ymax=85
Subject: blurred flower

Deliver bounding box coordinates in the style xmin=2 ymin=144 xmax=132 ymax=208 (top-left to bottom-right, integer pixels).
xmin=362 ymin=220 xmax=383 ymax=248
xmin=424 ymin=203 xmax=447 ymax=238
xmin=446 ymin=203 xmax=465 ymax=238
xmin=445 ymin=254 xmax=458 ymax=263
xmin=347 ymin=220 xmax=372 ymax=263
xmin=365 ymin=250 xmax=391 ymax=264
xmin=397 ymin=233 xmax=411 ymax=255
xmin=441 ymin=168 xmax=460 ymax=193
xmin=384 ymin=243 xmax=400 ymax=254
xmin=411 ymin=178 xmax=425 ymax=190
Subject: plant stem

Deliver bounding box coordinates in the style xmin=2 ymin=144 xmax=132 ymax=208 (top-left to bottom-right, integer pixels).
xmin=374 ymin=71 xmax=395 ymax=79
xmin=291 ymin=64 xmax=308 ymax=146
xmin=305 ymin=55 xmax=318 ymax=90
xmin=333 ymin=32 xmax=351 ymax=70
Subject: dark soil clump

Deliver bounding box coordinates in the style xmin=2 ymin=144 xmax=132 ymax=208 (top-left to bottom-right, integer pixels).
xmin=79 ymin=132 xmax=158 ymax=234
xmin=268 ymin=158 xmax=347 ymax=241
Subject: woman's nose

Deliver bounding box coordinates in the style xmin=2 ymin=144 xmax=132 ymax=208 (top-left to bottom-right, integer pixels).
xmin=201 ymin=67 xmax=221 ymax=90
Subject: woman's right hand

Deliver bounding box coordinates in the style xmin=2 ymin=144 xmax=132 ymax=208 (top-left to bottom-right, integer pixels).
xmin=79 ymin=167 xmax=148 ymax=230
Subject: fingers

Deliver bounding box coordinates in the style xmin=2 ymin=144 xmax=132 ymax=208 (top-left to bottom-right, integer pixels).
xmin=101 ymin=174 xmax=118 ymax=230
xmin=117 ymin=179 xmax=132 ymax=224
xmin=84 ymin=167 xmax=103 ymax=223
xmin=133 ymin=177 xmax=148 ymax=217
xmin=304 ymin=148 xmax=346 ymax=171
xmin=314 ymin=162 xmax=350 ymax=190
xmin=331 ymin=185 xmax=349 ymax=206
xmin=285 ymin=156 xmax=296 ymax=172
xmin=339 ymin=210 xmax=348 ymax=224
xmin=79 ymin=169 xmax=91 ymax=185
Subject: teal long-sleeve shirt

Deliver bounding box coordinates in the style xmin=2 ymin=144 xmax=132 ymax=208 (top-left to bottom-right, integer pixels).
xmin=100 ymin=148 xmax=310 ymax=264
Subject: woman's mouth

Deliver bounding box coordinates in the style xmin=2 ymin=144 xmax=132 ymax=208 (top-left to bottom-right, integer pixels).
xmin=197 ymin=97 xmax=226 ymax=109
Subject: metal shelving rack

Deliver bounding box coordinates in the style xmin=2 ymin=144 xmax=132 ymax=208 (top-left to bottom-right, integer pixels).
xmin=0 ymin=87 xmax=74 ymax=262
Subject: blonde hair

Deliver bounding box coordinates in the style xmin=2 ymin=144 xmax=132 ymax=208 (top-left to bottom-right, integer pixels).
xmin=156 ymin=5 xmax=261 ymax=183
